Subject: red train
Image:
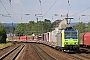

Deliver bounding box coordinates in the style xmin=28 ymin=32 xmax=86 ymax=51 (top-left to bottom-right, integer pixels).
xmin=80 ymin=32 xmax=90 ymax=47
xmin=11 ymin=36 xmax=37 ymax=42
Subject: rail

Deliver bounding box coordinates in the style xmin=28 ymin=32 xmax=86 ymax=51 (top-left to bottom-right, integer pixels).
xmin=31 ymin=43 xmax=57 ymax=60
xmin=0 ymin=44 xmax=25 ymax=60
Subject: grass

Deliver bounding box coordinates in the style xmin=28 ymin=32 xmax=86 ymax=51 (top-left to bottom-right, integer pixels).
xmin=0 ymin=42 xmax=13 ymax=49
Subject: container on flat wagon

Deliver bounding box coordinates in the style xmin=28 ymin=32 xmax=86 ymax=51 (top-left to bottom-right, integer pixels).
xmin=44 ymin=33 xmax=48 ymax=44
xmin=47 ymin=32 xmax=52 ymax=42
xmin=44 ymin=33 xmax=47 ymax=41
xmin=84 ymin=32 xmax=90 ymax=46
xmin=46 ymin=32 xmax=52 ymax=45
xmin=46 ymin=32 xmax=49 ymax=42
xmin=12 ymin=36 xmax=19 ymax=40
xmin=51 ymin=29 xmax=60 ymax=47
xmin=42 ymin=33 xmax=46 ymax=43
xmin=41 ymin=34 xmax=45 ymax=43
xmin=80 ymin=33 xmax=85 ymax=45
xmin=52 ymin=29 xmax=60 ymax=43
xmin=20 ymin=36 xmax=27 ymax=40
xmin=38 ymin=35 xmax=42 ymax=40
xmin=8 ymin=36 xmax=13 ymax=40
xmin=56 ymin=32 xmax=62 ymax=47
xmin=42 ymin=34 xmax=44 ymax=41
xmin=47 ymin=32 xmax=51 ymax=42
xmin=27 ymin=36 xmax=33 ymax=40
xmin=34 ymin=36 xmax=37 ymax=40
xmin=49 ymin=32 xmax=52 ymax=42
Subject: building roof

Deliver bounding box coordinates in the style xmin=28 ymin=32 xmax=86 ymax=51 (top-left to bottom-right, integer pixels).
xmin=52 ymin=20 xmax=62 ymax=27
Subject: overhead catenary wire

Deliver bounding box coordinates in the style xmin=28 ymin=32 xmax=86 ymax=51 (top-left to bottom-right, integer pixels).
xmin=77 ymin=0 xmax=80 ymax=21
xmin=38 ymin=0 xmax=43 ymax=18
xmin=39 ymin=0 xmax=42 ymax=12
xmin=69 ymin=0 xmax=90 ymax=17
xmin=0 ymin=0 xmax=17 ymax=22
xmin=71 ymin=7 xmax=90 ymax=17
xmin=0 ymin=1 xmax=10 ymax=15
xmin=40 ymin=0 xmax=46 ymax=14
xmin=9 ymin=2 xmax=20 ymax=22
xmin=43 ymin=0 xmax=58 ymax=17
xmin=68 ymin=0 xmax=70 ymax=16
xmin=39 ymin=0 xmax=41 ymax=5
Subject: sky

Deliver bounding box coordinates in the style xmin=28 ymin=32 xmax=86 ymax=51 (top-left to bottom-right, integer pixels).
xmin=0 ymin=0 xmax=90 ymax=23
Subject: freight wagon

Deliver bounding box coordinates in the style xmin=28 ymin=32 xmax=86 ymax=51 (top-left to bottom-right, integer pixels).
xmin=12 ymin=36 xmax=19 ymax=40
xmin=80 ymin=32 xmax=90 ymax=47
xmin=50 ymin=29 xmax=60 ymax=47
xmin=27 ymin=36 xmax=33 ymax=40
xmin=42 ymin=30 xmax=60 ymax=46
xmin=10 ymin=35 xmax=38 ymax=43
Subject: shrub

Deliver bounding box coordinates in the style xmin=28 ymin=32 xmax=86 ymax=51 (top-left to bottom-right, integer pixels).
xmin=0 ymin=23 xmax=7 ymax=43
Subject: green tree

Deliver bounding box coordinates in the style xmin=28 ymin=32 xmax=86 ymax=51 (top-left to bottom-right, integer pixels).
xmin=85 ymin=22 xmax=90 ymax=32
xmin=14 ymin=23 xmax=26 ymax=36
xmin=14 ymin=19 xmax=53 ymax=36
xmin=27 ymin=21 xmax=37 ymax=35
xmin=43 ymin=19 xmax=52 ymax=33
xmin=0 ymin=23 xmax=7 ymax=43
xmin=73 ymin=22 xmax=86 ymax=33
xmin=37 ymin=21 xmax=43 ymax=35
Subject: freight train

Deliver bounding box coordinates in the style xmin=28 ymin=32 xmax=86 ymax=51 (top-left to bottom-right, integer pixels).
xmin=42 ymin=27 xmax=79 ymax=52
xmin=8 ymin=26 xmax=80 ymax=52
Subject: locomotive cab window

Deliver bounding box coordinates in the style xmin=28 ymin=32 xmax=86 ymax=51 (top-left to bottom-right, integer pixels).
xmin=64 ymin=31 xmax=78 ymax=39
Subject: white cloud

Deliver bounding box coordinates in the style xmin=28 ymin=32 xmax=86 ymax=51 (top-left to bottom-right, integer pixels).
xmin=14 ymin=0 xmax=20 ymax=3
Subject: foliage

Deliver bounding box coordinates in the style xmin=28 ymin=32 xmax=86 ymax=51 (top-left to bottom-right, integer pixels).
xmin=0 ymin=23 xmax=7 ymax=43
xmin=85 ymin=22 xmax=90 ymax=32
xmin=0 ymin=42 xmax=13 ymax=49
xmin=14 ymin=19 xmax=52 ymax=36
xmin=43 ymin=19 xmax=52 ymax=32
xmin=73 ymin=22 xmax=86 ymax=33
xmin=27 ymin=21 xmax=37 ymax=35
xmin=14 ymin=23 xmax=26 ymax=36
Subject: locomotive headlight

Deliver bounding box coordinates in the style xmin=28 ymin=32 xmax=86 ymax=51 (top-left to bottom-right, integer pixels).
xmin=74 ymin=42 xmax=78 ymax=45
xmin=65 ymin=42 xmax=68 ymax=45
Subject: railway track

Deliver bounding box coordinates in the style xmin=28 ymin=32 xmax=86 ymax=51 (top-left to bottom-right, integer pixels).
xmin=31 ymin=44 xmax=57 ymax=60
xmin=77 ymin=47 xmax=90 ymax=59
xmin=66 ymin=47 xmax=90 ymax=60
xmin=0 ymin=44 xmax=25 ymax=60
xmin=68 ymin=54 xmax=90 ymax=60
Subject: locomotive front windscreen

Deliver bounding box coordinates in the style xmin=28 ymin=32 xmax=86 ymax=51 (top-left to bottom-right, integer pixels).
xmin=64 ymin=30 xmax=78 ymax=39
